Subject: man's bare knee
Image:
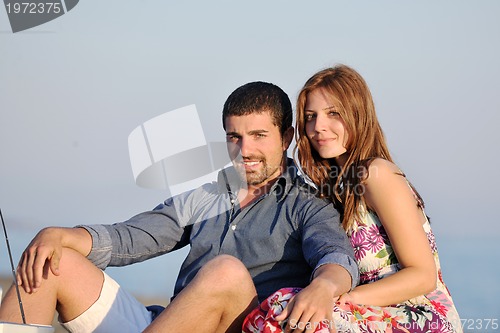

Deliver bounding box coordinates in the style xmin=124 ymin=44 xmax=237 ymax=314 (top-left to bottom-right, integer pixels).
xmin=55 ymin=248 xmax=105 ymax=322
xmin=200 ymin=255 xmax=249 ymax=281
xmin=194 ymin=255 xmax=255 ymax=294
xmin=56 ymin=248 xmax=103 ymax=288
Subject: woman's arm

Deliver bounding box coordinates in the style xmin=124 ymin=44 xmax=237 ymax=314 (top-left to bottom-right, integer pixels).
xmin=344 ymin=158 xmax=437 ymax=306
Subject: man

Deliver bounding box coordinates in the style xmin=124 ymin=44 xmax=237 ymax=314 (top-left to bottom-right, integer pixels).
xmin=0 ymin=82 xmax=358 ymax=332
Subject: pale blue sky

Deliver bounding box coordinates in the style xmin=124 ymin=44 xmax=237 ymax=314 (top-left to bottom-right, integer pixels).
xmin=1 ymin=1 xmax=499 ymax=322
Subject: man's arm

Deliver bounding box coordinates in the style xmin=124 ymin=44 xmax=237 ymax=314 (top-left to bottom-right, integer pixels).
xmin=16 ymin=182 xmax=213 ymax=293
xmin=300 ymin=198 xmax=359 ymax=290
xmin=16 ymin=226 xmax=92 ymax=293
xmin=274 ymin=190 xmax=358 ymax=332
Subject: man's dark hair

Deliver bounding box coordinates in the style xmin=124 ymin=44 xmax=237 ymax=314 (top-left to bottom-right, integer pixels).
xmin=222 ymin=81 xmax=293 ymax=136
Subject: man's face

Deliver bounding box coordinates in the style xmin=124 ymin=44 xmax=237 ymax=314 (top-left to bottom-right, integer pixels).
xmin=224 ymin=111 xmax=291 ymax=187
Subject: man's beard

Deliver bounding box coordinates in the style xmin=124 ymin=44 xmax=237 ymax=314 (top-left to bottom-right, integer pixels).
xmin=235 ymin=158 xmax=281 ymax=186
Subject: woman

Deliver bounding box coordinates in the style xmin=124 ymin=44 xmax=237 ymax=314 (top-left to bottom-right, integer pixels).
xmin=243 ymin=65 xmax=462 ymax=333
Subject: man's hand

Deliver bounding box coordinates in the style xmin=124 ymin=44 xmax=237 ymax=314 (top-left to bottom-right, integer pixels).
xmin=275 ymin=280 xmax=336 ymax=333
xmin=274 ymin=264 xmax=351 ymax=333
xmin=16 ymin=227 xmax=92 ymax=293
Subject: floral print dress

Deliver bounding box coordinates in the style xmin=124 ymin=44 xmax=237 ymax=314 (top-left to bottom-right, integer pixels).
xmin=243 ymin=197 xmax=462 ymax=332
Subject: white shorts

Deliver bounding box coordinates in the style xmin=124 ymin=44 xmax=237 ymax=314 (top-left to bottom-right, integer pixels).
xmin=61 ymin=272 xmax=154 ymax=333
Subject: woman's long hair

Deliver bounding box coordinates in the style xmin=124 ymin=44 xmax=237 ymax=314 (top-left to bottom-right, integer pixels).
xmin=295 ymin=64 xmax=393 ymax=231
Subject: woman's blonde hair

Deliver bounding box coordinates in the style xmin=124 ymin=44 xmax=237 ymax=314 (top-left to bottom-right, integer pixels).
xmin=295 ymin=64 xmax=393 ymax=231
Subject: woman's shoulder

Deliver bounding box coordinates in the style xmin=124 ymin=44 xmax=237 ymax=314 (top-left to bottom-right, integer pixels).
xmin=364 ymin=158 xmax=404 ymax=183
xmin=362 ymin=158 xmax=422 ymax=213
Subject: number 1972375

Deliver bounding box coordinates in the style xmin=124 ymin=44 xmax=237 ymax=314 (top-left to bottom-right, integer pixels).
xmin=461 ymin=318 xmax=499 ymax=330
xmin=5 ymin=2 xmax=62 ymax=14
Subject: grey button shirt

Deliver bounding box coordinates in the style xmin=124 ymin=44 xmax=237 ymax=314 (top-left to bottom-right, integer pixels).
xmin=80 ymin=159 xmax=359 ymax=301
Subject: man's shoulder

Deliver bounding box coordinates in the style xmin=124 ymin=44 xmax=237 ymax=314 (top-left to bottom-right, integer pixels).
xmin=288 ymin=173 xmax=329 ymax=204
xmin=291 ymin=174 xmax=317 ymax=194
xmin=284 ymin=174 xmax=340 ymax=224
xmin=165 ymin=180 xmax=222 ymax=206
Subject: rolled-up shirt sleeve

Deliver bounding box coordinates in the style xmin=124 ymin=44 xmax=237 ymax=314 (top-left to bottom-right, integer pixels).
xmin=77 ymin=224 xmax=113 ymax=270
xmin=75 ymin=185 xmax=211 ymax=269
xmin=313 ymin=253 xmax=359 ymax=291
xmin=75 ymin=205 xmax=186 ymax=269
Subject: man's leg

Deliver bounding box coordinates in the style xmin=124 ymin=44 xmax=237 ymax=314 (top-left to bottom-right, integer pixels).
xmin=0 ymin=248 xmax=104 ymax=325
xmin=144 ymin=255 xmax=259 ymax=333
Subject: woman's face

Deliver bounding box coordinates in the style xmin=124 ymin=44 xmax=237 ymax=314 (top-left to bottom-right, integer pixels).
xmin=304 ymin=89 xmax=348 ymax=166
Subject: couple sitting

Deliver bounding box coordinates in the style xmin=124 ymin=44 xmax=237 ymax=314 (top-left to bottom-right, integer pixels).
xmin=0 ymin=64 xmax=461 ymax=333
